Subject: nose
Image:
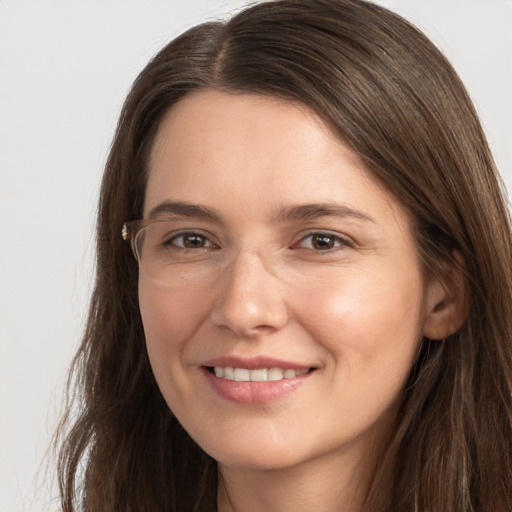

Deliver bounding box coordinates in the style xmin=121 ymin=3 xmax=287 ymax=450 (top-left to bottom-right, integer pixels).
xmin=210 ymin=252 xmax=289 ymax=337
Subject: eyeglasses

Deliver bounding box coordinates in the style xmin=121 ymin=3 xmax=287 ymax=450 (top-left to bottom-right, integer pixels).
xmin=122 ymin=217 xmax=353 ymax=284
xmin=122 ymin=219 xmax=163 ymax=261
xmin=122 ymin=219 xmax=220 ymax=283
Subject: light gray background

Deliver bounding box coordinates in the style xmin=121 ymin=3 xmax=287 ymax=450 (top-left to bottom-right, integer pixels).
xmin=1 ymin=1 xmax=511 ymax=510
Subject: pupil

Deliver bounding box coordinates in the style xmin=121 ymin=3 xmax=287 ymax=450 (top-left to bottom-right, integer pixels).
xmin=184 ymin=235 xmax=204 ymax=248
xmin=313 ymin=235 xmax=333 ymax=250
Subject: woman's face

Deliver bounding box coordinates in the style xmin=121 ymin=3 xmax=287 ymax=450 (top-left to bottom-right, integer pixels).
xmin=139 ymin=90 xmax=442 ymax=472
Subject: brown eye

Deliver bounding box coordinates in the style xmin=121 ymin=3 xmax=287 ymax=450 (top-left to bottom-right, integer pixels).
xmin=297 ymin=232 xmax=348 ymax=251
xmin=170 ymin=232 xmax=214 ymax=249
xmin=311 ymin=234 xmax=336 ymax=250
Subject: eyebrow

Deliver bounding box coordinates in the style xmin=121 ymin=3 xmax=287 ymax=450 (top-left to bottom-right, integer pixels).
xmin=274 ymin=203 xmax=376 ymax=224
xmin=147 ymin=200 xmax=223 ymax=221
xmin=146 ymin=200 xmax=375 ymax=224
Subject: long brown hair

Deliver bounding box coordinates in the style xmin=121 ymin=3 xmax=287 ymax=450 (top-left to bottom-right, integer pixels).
xmin=55 ymin=1 xmax=512 ymax=510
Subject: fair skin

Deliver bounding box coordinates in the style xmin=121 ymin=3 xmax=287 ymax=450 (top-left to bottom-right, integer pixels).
xmin=138 ymin=90 xmax=461 ymax=511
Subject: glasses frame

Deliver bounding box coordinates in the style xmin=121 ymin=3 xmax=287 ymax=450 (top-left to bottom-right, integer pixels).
xmin=122 ymin=219 xmax=171 ymax=260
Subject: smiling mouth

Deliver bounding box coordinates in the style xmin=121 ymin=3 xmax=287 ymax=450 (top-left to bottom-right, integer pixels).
xmin=207 ymin=366 xmax=313 ymax=382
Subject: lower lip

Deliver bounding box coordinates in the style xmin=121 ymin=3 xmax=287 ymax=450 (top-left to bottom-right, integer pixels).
xmin=202 ymin=367 xmax=311 ymax=404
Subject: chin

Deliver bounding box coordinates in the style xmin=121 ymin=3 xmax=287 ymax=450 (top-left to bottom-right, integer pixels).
xmin=213 ymin=440 xmax=360 ymax=477
xmin=199 ymin=434 xmax=322 ymax=473
xmin=215 ymin=451 xmax=301 ymax=472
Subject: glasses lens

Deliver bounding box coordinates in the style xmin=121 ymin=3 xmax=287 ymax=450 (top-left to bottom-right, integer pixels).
xmin=134 ymin=220 xmax=174 ymax=262
xmin=134 ymin=221 xmax=213 ymax=283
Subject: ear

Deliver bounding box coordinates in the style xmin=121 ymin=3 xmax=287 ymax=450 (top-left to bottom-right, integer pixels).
xmin=423 ymin=251 xmax=470 ymax=340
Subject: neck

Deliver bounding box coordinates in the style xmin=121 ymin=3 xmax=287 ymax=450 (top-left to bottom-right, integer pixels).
xmin=217 ymin=441 xmax=386 ymax=512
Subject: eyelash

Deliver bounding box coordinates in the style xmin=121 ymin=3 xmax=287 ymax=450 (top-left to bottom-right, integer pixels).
xmin=165 ymin=231 xmax=352 ymax=253
xmin=293 ymin=232 xmax=353 ymax=252
xmin=165 ymin=231 xmax=217 ymax=250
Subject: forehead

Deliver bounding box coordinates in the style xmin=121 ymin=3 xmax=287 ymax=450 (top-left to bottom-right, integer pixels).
xmin=147 ymin=90 xmax=353 ymax=183
xmin=144 ymin=90 xmax=408 ymax=231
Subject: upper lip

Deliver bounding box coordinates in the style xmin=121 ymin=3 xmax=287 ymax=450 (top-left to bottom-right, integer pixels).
xmin=201 ymin=356 xmax=313 ymax=370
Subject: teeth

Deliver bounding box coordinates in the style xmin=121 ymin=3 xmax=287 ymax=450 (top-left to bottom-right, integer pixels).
xmin=268 ymin=368 xmax=284 ymax=381
xmin=234 ymin=368 xmax=251 ymax=381
xmin=212 ymin=366 xmax=309 ymax=382
xmin=250 ymin=369 xmax=268 ymax=381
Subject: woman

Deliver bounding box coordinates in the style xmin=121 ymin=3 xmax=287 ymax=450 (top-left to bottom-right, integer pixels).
xmin=56 ymin=0 xmax=512 ymax=510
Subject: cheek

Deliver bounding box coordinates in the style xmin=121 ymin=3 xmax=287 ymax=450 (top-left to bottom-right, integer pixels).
xmin=296 ymin=267 xmax=426 ymax=370
xmin=138 ymin=279 xmax=211 ymax=365
xmin=298 ymin=271 xmax=426 ymax=433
